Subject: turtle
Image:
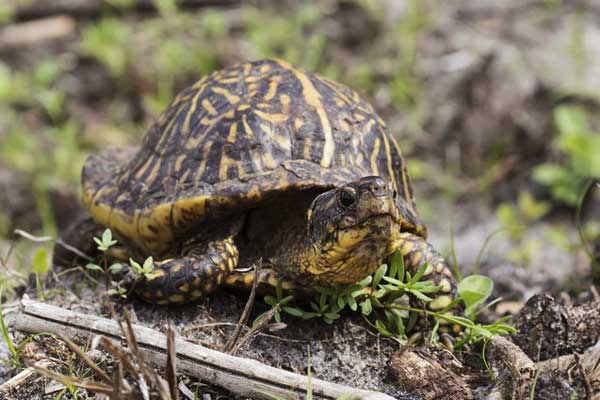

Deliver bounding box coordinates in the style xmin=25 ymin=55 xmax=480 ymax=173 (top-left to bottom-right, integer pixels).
xmin=54 ymin=59 xmax=456 ymax=309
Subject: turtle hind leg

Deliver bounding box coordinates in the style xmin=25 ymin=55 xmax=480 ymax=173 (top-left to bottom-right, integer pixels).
xmin=127 ymin=238 xmax=239 ymax=305
xmin=396 ymin=232 xmax=457 ymax=311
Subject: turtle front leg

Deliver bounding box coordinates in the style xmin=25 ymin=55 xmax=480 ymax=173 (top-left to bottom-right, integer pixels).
xmin=126 ymin=238 xmax=239 ymax=305
xmin=396 ymin=232 xmax=457 ymax=310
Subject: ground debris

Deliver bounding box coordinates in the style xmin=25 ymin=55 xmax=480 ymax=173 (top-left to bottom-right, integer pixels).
xmin=513 ymin=293 xmax=600 ymax=361
xmin=388 ymin=346 xmax=474 ymax=400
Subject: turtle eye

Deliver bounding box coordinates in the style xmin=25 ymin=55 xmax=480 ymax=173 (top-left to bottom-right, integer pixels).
xmin=393 ymin=189 xmax=397 ymax=199
xmin=338 ymin=189 xmax=356 ymax=208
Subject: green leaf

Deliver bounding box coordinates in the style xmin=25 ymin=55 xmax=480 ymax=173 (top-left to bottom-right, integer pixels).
xmin=86 ymin=263 xmax=104 ymax=272
xmin=347 ymin=295 xmax=357 ymax=311
xmin=372 ymin=264 xmax=387 ymax=288
xmin=374 ymin=319 xmax=393 ymax=337
xmin=358 ymin=275 xmax=372 ymax=287
xmin=93 ymin=237 xmax=104 ymax=250
xmin=32 ymin=247 xmax=50 ymax=274
xmin=142 ymin=257 xmax=154 ymax=274
xmin=323 ymin=312 xmax=340 ymax=321
xmin=389 ymin=250 xmax=405 ymax=280
xmin=282 ymin=306 xmax=304 ymax=317
xmin=129 ymin=258 xmax=142 ymax=275
xmin=336 ymin=296 xmax=346 ymax=309
xmin=458 ymin=274 xmax=494 ymax=317
xmin=101 ymin=229 xmax=112 ymax=246
xmin=264 ymin=295 xmax=277 ymax=306
xmin=407 ymin=289 xmax=433 ymax=302
xmin=554 ymin=105 xmax=588 ymax=137
xmin=410 ymin=262 xmax=429 ymax=285
xmin=108 ymin=263 xmax=124 ymax=274
xmin=360 ymin=298 xmax=372 ymax=316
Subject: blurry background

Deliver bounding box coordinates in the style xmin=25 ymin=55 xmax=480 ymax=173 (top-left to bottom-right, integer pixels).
xmin=1 ymin=0 xmax=599 ymax=300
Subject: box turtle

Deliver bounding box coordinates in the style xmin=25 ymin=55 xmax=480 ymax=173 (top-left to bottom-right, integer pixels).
xmin=54 ymin=59 xmax=456 ymax=309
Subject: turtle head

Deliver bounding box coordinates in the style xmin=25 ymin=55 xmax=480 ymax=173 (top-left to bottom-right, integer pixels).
xmin=299 ymin=176 xmax=415 ymax=285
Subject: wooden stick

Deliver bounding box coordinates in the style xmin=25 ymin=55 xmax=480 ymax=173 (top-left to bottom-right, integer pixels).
xmin=15 ymin=299 xmax=395 ymax=400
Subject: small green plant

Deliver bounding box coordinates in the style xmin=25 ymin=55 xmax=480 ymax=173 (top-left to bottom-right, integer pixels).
xmin=31 ymin=247 xmax=50 ymax=300
xmin=259 ymin=250 xmax=514 ymax=347
xmin=86 ymin=229 xmax=121 ymax=273
xmin=0 ymin=291 xmax=20 ymax=367
xmin=128 ymin=256 xmax=157 ymax=280
xmin=79 ymin=18 xmax=132 ymax=79
xmin=534 ymin=105 xmax=600 ymax=205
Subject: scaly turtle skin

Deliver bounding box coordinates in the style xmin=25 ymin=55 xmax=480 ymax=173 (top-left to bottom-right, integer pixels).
xmin=55 ymin=59 xmax=456 ymax=309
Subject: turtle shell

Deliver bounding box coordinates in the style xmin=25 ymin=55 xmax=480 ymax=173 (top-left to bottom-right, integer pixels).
xmin=82 ymin=59 xmax=423 ymax=256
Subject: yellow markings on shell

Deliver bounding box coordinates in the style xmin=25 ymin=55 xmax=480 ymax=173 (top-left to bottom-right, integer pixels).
xmin=212 ymin=86 xmax=240 ymax=104
xmin=223 ymin=109 xmax=235 ymax=119
xmin=303 ymin=137 xmax=312 ymax=160
xmin=174 ymin=154 xmax=187 ymax=171
xmin=280 ymin=94 xmax=291 ymax=113
xmin=370 ymin=137 xmax=381 ymax=176
xmin=254 ymin=109 xmax=288 ymax=124
xmin=145 ymin=160 xmax=161 ymax=183
xmin=238 ymin=104 xmax=251 ymax=111
xmin=202 ymin=98 xmax=218 ymax=116
xmin=215 ymin=77 xmax=240 ymax=84
xmin=260 ymin=144 xmax=278 ymax=169
xmin=257 ymin=103 xmax=270 ymax=109
xmin=293 ymin=117 xmax=303 ymax=131
xmin=194 ymin=141 xmax=214 ymax=178
xmin=278 ymin=59 xmax=335 ymax=168
xmin=183 ymin=88 xmax=204 ymax=133
xmin=270 ymin=131 xmax=292 ymax=152
xmin=242 ymin=62 xmax=252 ymax=76
xmin=227 ymin=122 xmax=238 ymax=144
xmin=379 ymin=127 xmax=397 ymax=194
xmin=219 ymin=153 xmax=241 ymax=180
xmin=134 ymin=158 xmax=153 ymax=180
xmin=242 ymin=115 xmax=254 ymax=138
xmin=265 ymin=75 xmax=282 ymax=101
xmin=260 ymin=63 xmax=271 ymax=74
xmin=191 ymin=75 xmax=208 ymax=89
xmin=191 ymin=290 xmax=203 ymax=297
xmin=390 ymin=135 xmax=411 ymax=203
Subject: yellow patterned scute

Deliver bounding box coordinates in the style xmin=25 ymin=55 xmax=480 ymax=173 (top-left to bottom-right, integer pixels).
xmin=82 ymin=60 xmax=422 ymax=256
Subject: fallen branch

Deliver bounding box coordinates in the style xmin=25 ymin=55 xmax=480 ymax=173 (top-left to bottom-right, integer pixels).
xmin=15 ymin=299 xmax=395 ymax=400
